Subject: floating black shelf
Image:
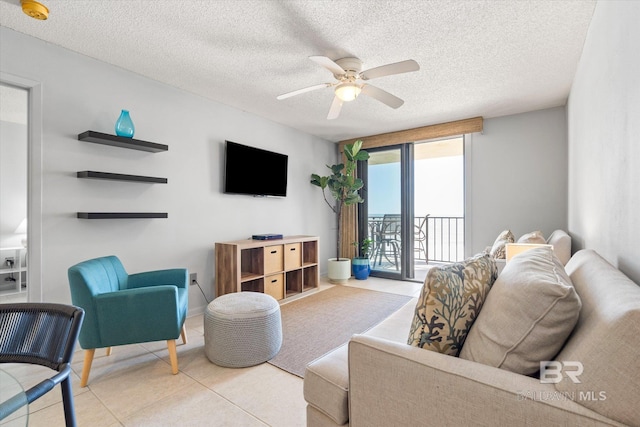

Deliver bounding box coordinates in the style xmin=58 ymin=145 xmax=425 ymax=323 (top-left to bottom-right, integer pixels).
xmin=78 ymin=131 xmax=168 ymax=153
xmin=77 ymin=171 xmax=168 ymax=184
xmin=77 ymin=212 xmax=168 ymax=219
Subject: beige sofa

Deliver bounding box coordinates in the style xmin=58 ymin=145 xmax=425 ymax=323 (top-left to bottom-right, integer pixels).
xmin=304 ymin=248 xmax=640 ymax=426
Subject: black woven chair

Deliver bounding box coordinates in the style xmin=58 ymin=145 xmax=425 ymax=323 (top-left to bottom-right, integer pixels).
xmin=0 ymin=303 xmax=84 ymax=427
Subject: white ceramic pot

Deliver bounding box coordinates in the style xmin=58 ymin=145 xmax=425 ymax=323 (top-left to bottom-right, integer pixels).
xmin=327 ymin=258 xmax=351 ymax=284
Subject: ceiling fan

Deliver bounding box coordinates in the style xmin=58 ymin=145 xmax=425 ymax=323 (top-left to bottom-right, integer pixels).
xmin=277 ymin=56 xmax=420 ymax=120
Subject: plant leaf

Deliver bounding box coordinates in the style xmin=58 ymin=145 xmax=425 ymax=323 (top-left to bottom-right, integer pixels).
xmin=354 ymin=150 xmax=370 ymax=161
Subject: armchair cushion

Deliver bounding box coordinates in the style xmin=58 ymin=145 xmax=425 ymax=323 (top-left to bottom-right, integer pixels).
xmin=94 ymin=286 xmax=184 ymax=346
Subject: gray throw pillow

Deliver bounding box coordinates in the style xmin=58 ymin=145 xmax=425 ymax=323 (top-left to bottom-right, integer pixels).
xmin=459 ymin=246 xmax=581 ymax=375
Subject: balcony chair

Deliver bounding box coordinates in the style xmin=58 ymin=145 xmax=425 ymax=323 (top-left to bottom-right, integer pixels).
xmin=0 ymin=303 xmax=84 ymax=427
xmin=414 ymin=214 xmax=430 ymax=261
xmin=373 ymin=214 xmax=402 ymax=270
xmin=67 ymin=256 xmax=188 ymax=387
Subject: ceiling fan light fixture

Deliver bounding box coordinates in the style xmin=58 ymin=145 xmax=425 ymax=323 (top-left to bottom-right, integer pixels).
xmin=335 ymin=83 xmax=361 ymax=102
xmin=21 ymin=0 xmax=49 ymax=20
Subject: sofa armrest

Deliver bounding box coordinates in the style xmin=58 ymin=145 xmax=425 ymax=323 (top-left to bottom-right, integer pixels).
xmin=348 ymin=335 xmax=620 ymax=427
xmin=127 ymin=268 xmax=188 ymax=289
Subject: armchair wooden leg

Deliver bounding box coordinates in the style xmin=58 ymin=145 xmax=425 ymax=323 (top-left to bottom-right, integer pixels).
xmin=105 ymin=347 xmax=112 ymax=356
xmin=180 ymin=324 xmax=188 ymax=345
xmin=80 ymin=349 xmax=95 ymax=387
xmin=167 ymin=339 xmax=178 ymax=374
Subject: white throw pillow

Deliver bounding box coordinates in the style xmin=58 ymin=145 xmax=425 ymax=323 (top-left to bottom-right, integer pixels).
xmin=459 ymin=246 xmax=581 ymax=375
xmin=517 ymin=230 xmax=545 ymax=244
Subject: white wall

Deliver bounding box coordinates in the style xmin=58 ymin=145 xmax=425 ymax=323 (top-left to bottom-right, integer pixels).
xmin=0 ymin=28 xmax=336 ymax=314
xmin=466 ymin=106 xmax=568 ymax=254
xmin=0 ymin=25 xmax=579 ymax=306
xmin=567 ymin=1 xmax=640 ymax=284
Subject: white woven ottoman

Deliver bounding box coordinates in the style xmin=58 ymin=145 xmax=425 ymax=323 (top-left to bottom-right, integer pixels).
xmin=204 ymin=292 xmax=282 ymax=368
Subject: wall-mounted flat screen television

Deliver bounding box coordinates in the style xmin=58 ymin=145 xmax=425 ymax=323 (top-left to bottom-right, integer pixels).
xmin=224 ymin=140 xmax=288 ymax=197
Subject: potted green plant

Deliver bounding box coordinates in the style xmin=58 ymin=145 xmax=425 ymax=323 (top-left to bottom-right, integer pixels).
xmin=352 ymin=237 xmax=373 ymax=280
xmin=311 ymin=140 xmax=369 ymax=283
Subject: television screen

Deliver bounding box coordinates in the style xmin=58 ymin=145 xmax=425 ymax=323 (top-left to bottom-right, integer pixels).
xmin=224 ymin=141 xmax=288 ymax=197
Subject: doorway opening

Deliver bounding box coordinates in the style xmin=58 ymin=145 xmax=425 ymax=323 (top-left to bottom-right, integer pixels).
xmin=0 ymin=83 xmax=28 ymax=302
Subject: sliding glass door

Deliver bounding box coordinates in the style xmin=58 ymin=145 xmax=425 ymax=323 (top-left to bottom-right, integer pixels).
xmin=359 ymin=145 xmax=413 ymax=280
xmin=359 ymin=137 xmax=464 ymax=282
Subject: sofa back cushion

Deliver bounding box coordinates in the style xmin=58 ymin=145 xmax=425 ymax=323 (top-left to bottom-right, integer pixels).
xmin=459 ymin=247 xmax=581 ymax=375
xmin=555 ymin=249 xmax=640 ymax=426
xmin=407 ymin=253 xmax=496 ymax=356
xmin=546 ymin=229 xmax=571 ymax=265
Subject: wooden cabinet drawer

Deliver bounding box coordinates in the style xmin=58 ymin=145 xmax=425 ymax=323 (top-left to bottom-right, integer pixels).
xmin=264 ymin=273 xmax=284 ymax=300
xmin=284 ymin=243 xmax=302 ymax=270
xmin=264 ymin=245 xmax=283 ymax=274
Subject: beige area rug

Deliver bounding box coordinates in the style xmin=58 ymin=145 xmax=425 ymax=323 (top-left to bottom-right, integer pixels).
xmin=268 ymin=285 xmax=413 ymax=377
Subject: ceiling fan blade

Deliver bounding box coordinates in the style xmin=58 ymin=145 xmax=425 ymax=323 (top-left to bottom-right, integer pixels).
xmin=327 ymin=96 xmax=343 ymax=120
xmin=360 ymin=59 xmax=420 ymax=80
xmin=277 ymin=83 xmax=331 ymax=100
xmin=309 ymin=56 xmax=346 ymax=76
xmin=361 ymin=84 xmax=404 ymax=109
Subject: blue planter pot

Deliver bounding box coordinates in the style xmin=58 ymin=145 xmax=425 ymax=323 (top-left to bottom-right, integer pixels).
xmin=352 ymin=258 xmax=371 ymax=280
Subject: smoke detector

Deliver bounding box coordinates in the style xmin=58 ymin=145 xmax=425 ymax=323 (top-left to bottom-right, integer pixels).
xmin=21 ymin=0 xmax=49 ymax=20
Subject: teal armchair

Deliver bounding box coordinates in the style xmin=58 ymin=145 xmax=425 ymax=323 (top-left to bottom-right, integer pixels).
xmin=68 ymin=256 xmax=188 ymax=387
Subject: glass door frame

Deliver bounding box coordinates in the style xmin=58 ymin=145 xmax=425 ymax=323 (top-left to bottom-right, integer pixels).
xmin=358 ymin=143 xmax=415 ymax=281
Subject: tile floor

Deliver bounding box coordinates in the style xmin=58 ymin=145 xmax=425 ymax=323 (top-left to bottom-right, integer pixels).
xmin=1 ymin=276 xmax=422 ymax=427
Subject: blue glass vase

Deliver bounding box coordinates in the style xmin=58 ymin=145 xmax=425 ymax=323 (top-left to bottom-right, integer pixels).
xmin=115 ymin=109 xmax=135 ymax=138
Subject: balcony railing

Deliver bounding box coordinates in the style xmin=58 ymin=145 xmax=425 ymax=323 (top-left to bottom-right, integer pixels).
xmin=367 ymin=215 xmax=464 ymax=266
xmin=425 ymin=216 xmax=464 ymax=263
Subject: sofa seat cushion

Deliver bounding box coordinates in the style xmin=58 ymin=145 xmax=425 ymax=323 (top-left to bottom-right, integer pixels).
xmin=460 ymin=247 xmax=581 ymax=375
xmin=304 ymin=298 xmax=416 ymax=425
xmin=304 ymin=344 xmax=349 ymax=425
xmin=407 ymin=253 xmax=497 ymax=356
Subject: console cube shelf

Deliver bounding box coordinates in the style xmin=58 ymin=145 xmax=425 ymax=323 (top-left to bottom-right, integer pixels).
xmin=215 ymin=235 xmax=319 ymax=301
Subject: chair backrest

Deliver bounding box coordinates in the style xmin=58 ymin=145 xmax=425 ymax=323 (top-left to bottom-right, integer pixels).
xmin=381 ymin=214 xmax=401 ymax=237
xmin=415 ymin=214 xmax=430 ymax=239
xmin=0 ymin=303 xmax=84 ymax=371
xmin=68 ymin=256 xmax=128 ymax=349
xmin=68 ymin=256 xmax=128 ymax=295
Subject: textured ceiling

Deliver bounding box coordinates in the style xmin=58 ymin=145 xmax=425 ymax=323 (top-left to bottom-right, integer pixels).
xmin=0 ymin=0 xmax=596 ymax=142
